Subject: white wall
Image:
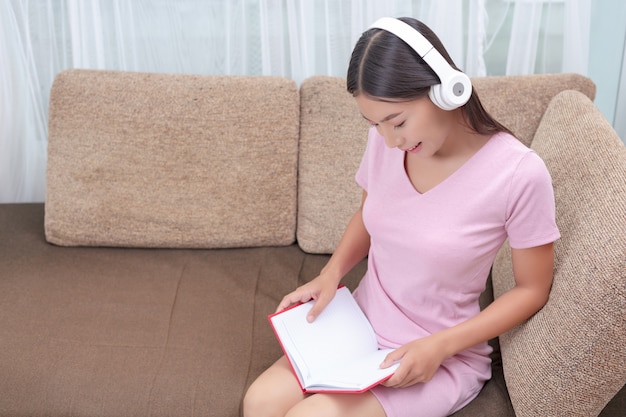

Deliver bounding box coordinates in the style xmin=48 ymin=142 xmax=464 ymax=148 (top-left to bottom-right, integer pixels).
xmin=589 ymin=0 xmax=626 ymax=142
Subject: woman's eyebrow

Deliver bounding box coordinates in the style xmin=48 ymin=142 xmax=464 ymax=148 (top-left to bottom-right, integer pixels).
xmin=360 ymin=112 xmax=402 ymax=124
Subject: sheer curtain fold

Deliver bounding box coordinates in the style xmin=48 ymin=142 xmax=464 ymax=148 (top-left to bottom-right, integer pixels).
xmin=0 ymin=0 xmax=593 ymax=203
xmin=503 ymin=0 xmax=592 ymax=76
xmin=1 ymin=2 xmax=47 ymax=203
xmin=467 ymin=0 xmax=488 ymax=77
xmin=426 ymin=0 xmax=465 ymax=70
xmin=562 ymin=0 xmax=591 ymax=74
xmin=506 ymin=2 xmax=543 ymax=75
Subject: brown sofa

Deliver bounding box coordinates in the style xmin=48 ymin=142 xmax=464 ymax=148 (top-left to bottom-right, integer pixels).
xmin=0 ymin=70 xmax=624 ymax=417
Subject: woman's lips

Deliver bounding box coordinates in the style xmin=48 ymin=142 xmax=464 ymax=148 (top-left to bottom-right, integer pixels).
xmin=405 ymin=142 xmax=423 ymax=153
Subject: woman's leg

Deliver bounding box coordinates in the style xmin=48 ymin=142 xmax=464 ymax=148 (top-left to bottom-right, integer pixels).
xmin=284 ymin=390 xmax=386 ymax=417
xmin=243 ymin=356 xmax=306 ymax=417
xmin=244 ymin=356 xmax=387 ymax=417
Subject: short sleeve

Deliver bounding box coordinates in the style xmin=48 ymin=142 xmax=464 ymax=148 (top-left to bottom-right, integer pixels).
xmin=505 ymin=151 xmax=560 ymax=249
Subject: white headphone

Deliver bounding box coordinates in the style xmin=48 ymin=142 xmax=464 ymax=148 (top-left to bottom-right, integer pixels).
xmin=369 ymin=17 xmax=472 ymax=111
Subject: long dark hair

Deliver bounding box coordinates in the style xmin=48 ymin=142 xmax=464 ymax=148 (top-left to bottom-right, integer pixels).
xmin=347 ymin=17 xmax=512 ymax=136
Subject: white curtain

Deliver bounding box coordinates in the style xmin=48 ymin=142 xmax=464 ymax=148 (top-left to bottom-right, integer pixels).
xmin=0 ymin=0 xmax=592 ymax=203
xmin=497 ymin=0 xmax=591 ymax=75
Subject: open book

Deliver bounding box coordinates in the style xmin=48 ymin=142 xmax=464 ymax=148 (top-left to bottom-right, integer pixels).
xmin=268 ymin=286 xmax=399 ymax=393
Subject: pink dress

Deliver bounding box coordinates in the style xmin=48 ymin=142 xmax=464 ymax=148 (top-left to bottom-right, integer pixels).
xmin=353 ymin=128 xmax=560 ymax=417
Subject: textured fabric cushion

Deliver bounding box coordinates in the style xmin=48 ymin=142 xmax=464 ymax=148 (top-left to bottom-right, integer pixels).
xmin=1 ymin=204 xmax=300 ymax=417
xmin=491 ymin=90 xmax=626 ymax=416
xmin=472 ymin=73 xmax=595 ymax=147
xmin=45 ymin=70 xmax=299 ymax=248
xmin=296 ymin=74 xmax=596 ymax=254
xmin=297 ymin=76 xmax=368 ymax=254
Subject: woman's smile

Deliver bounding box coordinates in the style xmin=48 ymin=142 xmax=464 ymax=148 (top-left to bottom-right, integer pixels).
xmin=404 ymin=142 xmax=423 ymax=153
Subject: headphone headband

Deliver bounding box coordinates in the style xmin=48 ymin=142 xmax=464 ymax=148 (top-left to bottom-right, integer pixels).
xmin=368 ymin=17 xmax=472 ymax=110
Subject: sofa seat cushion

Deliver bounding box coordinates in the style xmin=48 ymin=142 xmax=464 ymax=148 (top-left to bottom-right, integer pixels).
xmin=1 ymin=203 xmax=300 ymax=416
xmin=492 ymin=90 xmax=626 ymax=416
xmin=45 ymin=70 xmax=299 ymax=248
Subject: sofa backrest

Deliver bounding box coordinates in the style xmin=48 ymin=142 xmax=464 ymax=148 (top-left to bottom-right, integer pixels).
xmin=296 ymin=73 xmax=596 ymax=254
xmin=297 ymin=76 xmax=368 ymax=253
xmin=46 ymin=70 xmax=597 ymax=253
xmin=46 ymin=70 xmax=300 ymax=248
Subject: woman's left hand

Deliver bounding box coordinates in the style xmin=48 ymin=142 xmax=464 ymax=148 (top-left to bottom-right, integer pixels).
xmin=379 ymin=335 xmax=448 ymax=388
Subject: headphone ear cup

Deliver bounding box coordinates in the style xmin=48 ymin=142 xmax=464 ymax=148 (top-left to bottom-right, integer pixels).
xmin=428 ymin=72 xmax=472 ymax=111
xmin=428 ymin=84 xmax=451 ymax=111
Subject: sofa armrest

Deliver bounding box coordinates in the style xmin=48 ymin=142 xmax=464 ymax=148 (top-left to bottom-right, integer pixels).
xmin=492 ymin=90 xmax=626 ymax=416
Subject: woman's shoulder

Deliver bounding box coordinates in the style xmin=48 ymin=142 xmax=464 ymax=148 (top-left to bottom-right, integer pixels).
xmin=489 ymin=131 xmax=532 ymax=153
xmin=486 ymin=131 xmax=545 ymax=165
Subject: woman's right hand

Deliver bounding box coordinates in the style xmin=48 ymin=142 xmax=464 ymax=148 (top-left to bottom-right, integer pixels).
xmin=275 ymin=273 xmax=340 ymax=323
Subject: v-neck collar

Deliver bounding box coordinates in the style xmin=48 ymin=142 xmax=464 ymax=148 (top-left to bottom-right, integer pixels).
xmin=399 ymin=133 xmax=500 ymax=196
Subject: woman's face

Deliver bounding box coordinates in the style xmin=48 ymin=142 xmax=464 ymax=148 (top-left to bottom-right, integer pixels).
xmin=355 ymin=94 xmax=455 ymax=158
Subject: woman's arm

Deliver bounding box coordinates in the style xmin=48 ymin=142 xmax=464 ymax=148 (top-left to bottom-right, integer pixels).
xmin=276 ymin=191 xmax=371 ymax=321
xmin=382 ymin=242 xmax=555 ymax=387
xmin=439 ymin=242 xmax=555 ymax=354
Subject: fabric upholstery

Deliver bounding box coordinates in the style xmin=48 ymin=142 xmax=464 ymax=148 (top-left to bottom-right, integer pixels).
xmin=297 ymin=76 xmax=368 ymax=254
xmin=1 ymin=204 xmax=295 ymax=416
xmin=471 ymin=73 xmax=596 ymax=147
xmin=45 ymin=70 xmax=299 ymax=248
xmin=491 ymin=90 xmax=626 ymax=416
xmin=296 ymin=74 xmax=596 ymax=254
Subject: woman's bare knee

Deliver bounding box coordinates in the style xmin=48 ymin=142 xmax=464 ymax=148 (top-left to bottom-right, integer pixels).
xmin=284 ymin=392 xmax=386 ymax=417
xmin=243 ymin=356 xmax=305 ymax=417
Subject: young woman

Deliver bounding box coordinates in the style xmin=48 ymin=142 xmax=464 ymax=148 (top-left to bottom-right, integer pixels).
xmin=243 ymin=17 xmax=559 ymax=417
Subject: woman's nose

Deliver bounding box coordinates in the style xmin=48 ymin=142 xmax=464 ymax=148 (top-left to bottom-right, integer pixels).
xmin=379 ymin=126 xmax=402 ymax=148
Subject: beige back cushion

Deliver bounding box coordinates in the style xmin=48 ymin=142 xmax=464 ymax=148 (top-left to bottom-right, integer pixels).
xmin=296 ymin=73 xmax=596 ymax=254
xmin=472 ymin=73 xmax=595 ymax=147
xmin=492 ymin=90 xmax=626 ymax=416
xmin=297 ymin=76 xmax=369 ymax=254
xmin=46 ymin=70 xmax=299 ymax=248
